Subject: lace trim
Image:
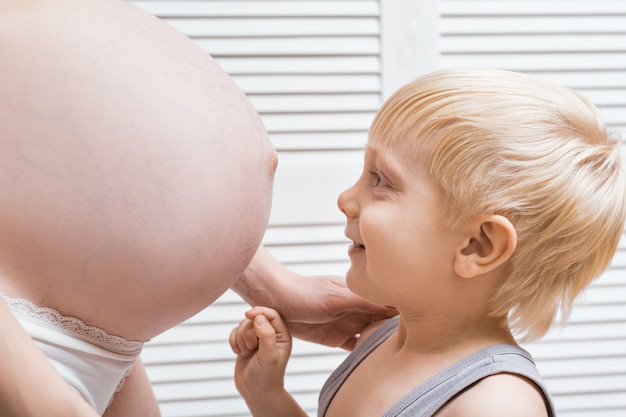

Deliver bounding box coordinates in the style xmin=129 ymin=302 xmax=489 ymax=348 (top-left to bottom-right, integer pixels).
xmin=0 ymin=292 xmax=143 ymax=353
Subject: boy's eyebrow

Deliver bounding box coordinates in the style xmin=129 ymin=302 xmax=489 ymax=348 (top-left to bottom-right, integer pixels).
xmin=364 ymin=143 xmax=386 ymax=161
xmin=365 ymin=144 xmax=403 ymax=181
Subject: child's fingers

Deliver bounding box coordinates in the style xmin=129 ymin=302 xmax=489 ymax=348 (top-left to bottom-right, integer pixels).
xmin=229 ymin=326 xmax=239 ymax=354
xmin=229 ymin=318 xmax=259 ymax=357
xmin=230 ymin=307 xmax=292 ymax=359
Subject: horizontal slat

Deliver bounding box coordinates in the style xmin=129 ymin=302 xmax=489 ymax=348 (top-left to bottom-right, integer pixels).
xmin=611 ymin=247 xmax=626 ymax=267
xmin=440 ymin=52 xmax=626 ymax=71
xmin=536 ymin=356 xmax=626 ymax=379
xmin=130 ymin=1 xmax=380 ymax=17
xmin=556 ymin=410 xmax=626 ymax=417
xmin=156 ymin=303 xmax=248 ymax=328
xmin=280 ymin=260 xmax=351 ymax=277
xmin=547 ymin=374 xmax=626 ymax=396
xmin=528 ymin=338 xmax=626 ymax=361
xmin=596 ymin=107 xmax=626 ymax=126
xmin=274 ymin=148 xmax=364 ymax=170
xmin=152 ymin=372 xmax=329 ymax=401
xmin=262 ymin=112 xmax=377 ymax=133
xmin=195 ymin=36 xmax=379 ymax=56
xmin=565 ymin=303 xmax=626 ymax=323
xmin=440 ymin=1 xmax=626 ymax=16
xmin=594 ymin=268 xmax=625 ymax=287
xmin=578 ymin=284 xmax=626 ymax=306
xmin=541 ymin=316 xmax=626 ymax=343
xmin=147 ymin=361 xmax=234 ymax=383
xmin=250 ymin=93 xmax=380 ymax=114
xmin=576 ymin=89 xmax=626 ymax=107
xmin=155 ymin=376 xmax=335 ymax=410
xmin=153 ymin=379 xmax=240 ymax=401
xmin=552 ymin=406 xmax=626 ymax=417
xmin=523 ymin=71 xmax=626 ymax=89
xmin=263 ymin=224 xmax=346 ymax=246
xmin=569 ymin=302 xmax=626 ymax=323
xmin=148 ymin=322 xmax=241 ymax=346
xmin=215 ymin=56 xmax=381 ymax=75
xmin=441 ymin=16 xmax=626 ymax=34
xmin=268 ymin=243 xmax=349 ymax=264
xmin=143 ymin=341 xmax=238 ymax=365
xmin=158 ymin=398 xmax=250 ymax=417
xmin=555 ymin=392 xmax=626 ymax=413
xmin=232 ymin=74 xmax=380 ymax=94
xmin=163 ymin=17 xmax=379 ymax=37
xmin=269 ymin=131 xmax=368 ymax=151
xmin=541 ymin=320 xmax=626 ymax=342
xmin=441 ymin=34 xmax=626 ymax=53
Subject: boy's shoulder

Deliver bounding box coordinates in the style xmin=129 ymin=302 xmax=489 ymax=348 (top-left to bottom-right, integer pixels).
xmin=438 ymin=372 xmax=549 ymax=417
xmin=353 ymin=319 xmax=551 ymax=417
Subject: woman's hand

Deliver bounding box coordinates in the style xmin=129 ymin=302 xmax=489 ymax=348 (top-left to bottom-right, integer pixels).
xmin=231 ymin=246 xmax=397 ymax=353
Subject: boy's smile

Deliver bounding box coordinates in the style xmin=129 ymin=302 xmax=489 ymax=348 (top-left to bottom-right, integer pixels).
xmin=348 ymin=241 xmax=366 ymax=252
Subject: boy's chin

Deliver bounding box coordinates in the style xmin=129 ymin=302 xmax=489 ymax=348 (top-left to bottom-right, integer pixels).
xmin=345 ymin=273 xmax=374 ymax=302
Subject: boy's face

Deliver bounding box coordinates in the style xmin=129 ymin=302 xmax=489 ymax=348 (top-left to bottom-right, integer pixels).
xmin=337 ymin=143 xmax=465 ymax=310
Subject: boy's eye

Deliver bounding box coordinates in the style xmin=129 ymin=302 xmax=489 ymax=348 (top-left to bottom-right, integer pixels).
xmin=369 ymin=170 xmax=386 ymax=187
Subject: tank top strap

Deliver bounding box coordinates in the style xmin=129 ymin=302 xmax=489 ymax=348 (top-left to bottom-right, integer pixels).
xmin=318 ymin=317 xmax=556 ymax=417
xmin=318 ymin=316 xmax=400 ymax=416
xmin=383 ymin=344 xmax=556 ymax=417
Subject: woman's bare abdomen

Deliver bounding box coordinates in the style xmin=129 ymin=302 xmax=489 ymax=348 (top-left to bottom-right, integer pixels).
xmin=0 ymin=0 xmax=276 ymax=341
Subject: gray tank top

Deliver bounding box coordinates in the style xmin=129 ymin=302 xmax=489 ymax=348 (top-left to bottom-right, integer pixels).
xmin=318 ymin=316 xmax=556 ymax=417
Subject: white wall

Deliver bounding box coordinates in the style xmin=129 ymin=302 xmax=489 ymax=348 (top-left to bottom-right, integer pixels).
xmin=131 ymin=1 xmax=626 ymax=416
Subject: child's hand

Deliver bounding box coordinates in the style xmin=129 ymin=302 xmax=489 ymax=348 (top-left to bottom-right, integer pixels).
xmin=229 ymin=306 xmax=292 ymax=399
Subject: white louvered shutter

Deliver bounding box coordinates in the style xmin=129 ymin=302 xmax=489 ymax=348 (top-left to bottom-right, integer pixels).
xmin=439 ymin=1 xmax=626 ymax=416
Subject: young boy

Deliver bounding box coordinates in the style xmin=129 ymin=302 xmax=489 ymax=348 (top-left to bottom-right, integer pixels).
xmin=230 ymin=68 xmax=626 ymax=417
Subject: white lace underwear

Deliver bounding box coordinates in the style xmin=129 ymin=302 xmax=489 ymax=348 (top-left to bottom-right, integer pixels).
xmin=0 ymin=293 xmax=144 ymax=414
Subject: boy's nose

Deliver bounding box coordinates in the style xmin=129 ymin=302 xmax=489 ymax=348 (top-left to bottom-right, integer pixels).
xmin=337 ymin=183 xmax=358 ymax=218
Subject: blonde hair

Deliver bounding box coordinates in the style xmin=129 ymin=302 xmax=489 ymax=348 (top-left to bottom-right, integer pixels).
xmin=370 ymin=68 xmax=626 ymax=341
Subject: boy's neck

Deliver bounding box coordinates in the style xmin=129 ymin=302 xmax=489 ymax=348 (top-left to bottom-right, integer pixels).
xmin=393 ymin=312 xmax=516 ymax=356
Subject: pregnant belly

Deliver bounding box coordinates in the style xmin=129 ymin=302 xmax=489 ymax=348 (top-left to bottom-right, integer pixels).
xmin=0 ymin=0 xmax=276 ymax=342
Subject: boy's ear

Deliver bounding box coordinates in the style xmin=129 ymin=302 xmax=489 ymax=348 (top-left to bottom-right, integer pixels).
xmin=454 ymin=215 xmax=517 ymax=279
